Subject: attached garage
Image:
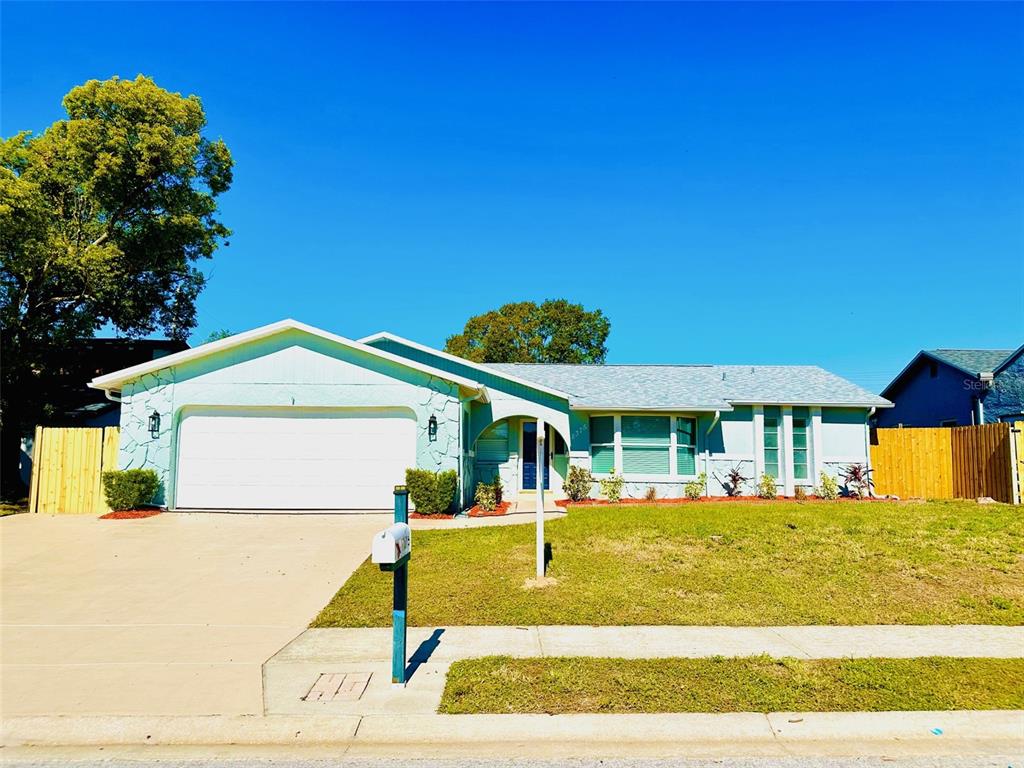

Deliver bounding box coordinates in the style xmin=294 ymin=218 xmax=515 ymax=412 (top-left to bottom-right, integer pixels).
xmin=175 ymin=408 xmax=416 ymax=510
xmin=88 ymin=320 xmax=488 ymax=511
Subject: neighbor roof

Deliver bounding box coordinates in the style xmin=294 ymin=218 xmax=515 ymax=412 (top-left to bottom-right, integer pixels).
xmin=926 ymin=349 xmax=1015 ymax=376
xmin=485 ymin=363 xmax=891 ymax=410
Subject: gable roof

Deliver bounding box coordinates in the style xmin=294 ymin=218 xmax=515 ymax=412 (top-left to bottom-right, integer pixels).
xmin=485 ymin=363 xmax=891 ymax=410
xmin=926 ymin=349 xmax=1015 ymax=377
xmin=88 ymin=319 xmax=489 ymax=400
xmin=358 ymin=331 xmax=572 ymax=400
xmin=881 ymin=346 xmax=1020 ymax=399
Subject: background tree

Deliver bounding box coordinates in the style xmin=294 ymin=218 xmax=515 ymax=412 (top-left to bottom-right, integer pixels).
xmin=0 ymin=75 xmax=233 ymax=498
xmin=444 ymin=300 xmax=610 ymax=364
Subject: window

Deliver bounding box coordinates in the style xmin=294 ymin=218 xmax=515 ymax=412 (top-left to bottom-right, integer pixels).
xmin=476 ymin=421 xmax=509 ymax=462
xmin=792 ymin=417 xmax=808 ymax=480
xmin=763 ymin=413 xmax=780 ymax=478
xmin=621 ymin=415 xmax=670 ymax=474
xmin=676 ymin=417 xmax=697 ymax=475
xmin=589 ymin=416 xmax=615 ymax=473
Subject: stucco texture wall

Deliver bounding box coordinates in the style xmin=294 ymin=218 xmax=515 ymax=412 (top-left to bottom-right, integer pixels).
xmin=118 ymin=330 xmax=463 ymax=507
xmin=983 ymin=352 xmax=1024 ymax=423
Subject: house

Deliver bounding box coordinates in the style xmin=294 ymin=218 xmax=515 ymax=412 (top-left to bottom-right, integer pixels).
xmin=876 ymin=346 xmax=1024 ymax=428
xmin=87 ymin=319 xmax=891 ymax=511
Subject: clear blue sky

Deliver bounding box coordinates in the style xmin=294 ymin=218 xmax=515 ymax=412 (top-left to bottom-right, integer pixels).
xmin=3 ymin=2 xmax=1022 ymax=393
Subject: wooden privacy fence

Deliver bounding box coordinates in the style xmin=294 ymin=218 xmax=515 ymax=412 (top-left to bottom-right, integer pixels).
xmin=871 ymin=422 xmax=1020 ymax=504
xmin=28 ymin=427 xmax=120 ymax=514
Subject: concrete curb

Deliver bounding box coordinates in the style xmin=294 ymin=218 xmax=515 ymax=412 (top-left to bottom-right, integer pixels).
xmin=4 ymin=710 xmax=1022 ymax=756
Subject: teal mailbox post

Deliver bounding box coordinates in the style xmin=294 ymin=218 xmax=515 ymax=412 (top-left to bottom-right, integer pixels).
xmin=371 ymin=486 xmax=411 ymax=687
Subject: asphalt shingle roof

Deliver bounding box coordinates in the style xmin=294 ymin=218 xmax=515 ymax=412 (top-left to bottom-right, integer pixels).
xmin=926 ymin=349 xmax=1014 ymax=376
xmin=484 ymin=363 xmax=890 ymax=410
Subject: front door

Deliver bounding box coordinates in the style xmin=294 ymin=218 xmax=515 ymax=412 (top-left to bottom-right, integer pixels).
xmin=521 ymin=421 xmax=550 ymax=490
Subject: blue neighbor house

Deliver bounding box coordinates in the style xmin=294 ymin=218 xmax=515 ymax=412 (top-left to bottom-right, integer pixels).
xmin=877 ymin=347 xmax=1024 ymax=428
xmin=88 ymin=320 xmax=891 ymax=511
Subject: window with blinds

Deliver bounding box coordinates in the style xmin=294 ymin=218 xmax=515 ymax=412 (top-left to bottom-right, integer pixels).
xmin=589 ymin=416 xmax=615 ymax=474
xmin=475 ymin=421 xmax=509 ymax=462
xmin=792 ymin=415 xmax=809 ymax=480
xmin=763 ymin=414 xmax=780 ymax=478
xmin=676 ymin=416 xmax=697 ymax=475
xmin=621 ymin=415 xmax=670 ymax=475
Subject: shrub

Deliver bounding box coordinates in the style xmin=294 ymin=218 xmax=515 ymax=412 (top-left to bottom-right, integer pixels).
xmin=721 ymin=465 xmax=749 ymax=497
xmin=599 ymin=472 xmax=624 ymax=503
xmin=684 ymin=472 xmax=707 ymax=500
xmin=474 ymin=478 xmax=503 ymax=511
xmin=817 ymin=471 xmax=839 ymax=500
xmin=644 ymin=485 xmax=658 ymax=502
xmin=563 ymin=465 xmax=594 ymax=502
xmin=841 ymin=463 xmax=874 ymax=499
xmin=794 ymin=486 xmax=808 ymax=501
xmin=102 ymin=469 xmax=160 ymax=511
xmin=405 ymin=468 xmax=458 ymax=515
xmin=757 ymin=474 xmax=777 ymax=500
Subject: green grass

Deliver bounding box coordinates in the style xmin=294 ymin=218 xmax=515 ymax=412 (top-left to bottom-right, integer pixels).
xmin=312 ymin=500 xmax=1024 ymax=627
xmin=439 ymin=656 xmax=1024 ymax=714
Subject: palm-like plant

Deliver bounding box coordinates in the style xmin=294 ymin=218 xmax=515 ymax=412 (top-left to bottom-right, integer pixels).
xmin=840 ymin=463 xmax=874 ymax=499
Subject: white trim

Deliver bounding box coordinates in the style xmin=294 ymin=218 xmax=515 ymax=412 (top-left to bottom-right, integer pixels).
xmin=358 ymin=331 xmax=571 ymax=400
xmin=89 ymin=319 xmax=490 ymax=401
xmin=613 ymin=415 xmax=623 ymax=475
xmin=810 ymin=406 xmax=824 ymax=484
xmin=727 ymin=400 xmax=892 ymax=409
xmin=752 ymin=405 xmax=765 ymax=482
xmin=782 ymin=405 xmax=795 ymax=497
xmin=576 ymin=405 xmax=731 ymax=413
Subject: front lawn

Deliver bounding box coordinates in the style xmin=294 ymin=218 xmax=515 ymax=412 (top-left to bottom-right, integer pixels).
xmin=439 ymin=656 xmax=1024 ymax=714
xmin=312 ymin=500 xmax=1023 ymax=627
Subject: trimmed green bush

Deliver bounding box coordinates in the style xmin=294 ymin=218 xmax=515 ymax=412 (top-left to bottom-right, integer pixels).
xmin=817 ymin=472 xmax=839 ymax=500
xmin=599 ymin=472 xmax=624 ymax=503
xmin=474 ymin=478 xmax=503 ymax=511
xmin=684 ymin=472 xmax=707 ymax=500
xmin=757 ymin=474 xmax=778 ymax=500
xmin=102 ymin=469 xmax=160 ymax=511
xmin=406 ymin=468 xmax=458 ymax=515
xmin=562 ymin=465 xmax=593 ymax=501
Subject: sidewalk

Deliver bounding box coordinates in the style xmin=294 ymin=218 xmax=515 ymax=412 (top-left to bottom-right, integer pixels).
xmin=262 ymin=625 xmax=1024 ymax=716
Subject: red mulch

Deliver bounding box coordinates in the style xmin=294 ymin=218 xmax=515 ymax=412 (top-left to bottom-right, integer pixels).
xmin=409 ymin=511 xmax=455 ymax=519
xmin=100 ymin=508 xmax=162 ymax=519
xmin=468 ymin=500 xmax=512 ymax=517
xmin=557 ymin=495 xmax=890 ymax=507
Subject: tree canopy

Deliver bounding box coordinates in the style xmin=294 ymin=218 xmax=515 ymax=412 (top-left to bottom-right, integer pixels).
xmin=0 ymin=75 xmax=233 ymax=495
xmin=444 ymin=300 xmax=610 ymax=364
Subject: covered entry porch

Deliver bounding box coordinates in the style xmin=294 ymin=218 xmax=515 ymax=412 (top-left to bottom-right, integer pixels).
xmin=471 ymin=415 xmax=570 ymax=502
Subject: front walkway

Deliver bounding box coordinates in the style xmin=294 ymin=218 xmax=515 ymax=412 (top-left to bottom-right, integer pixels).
xmin=263 ymin=624 xmax=1024 ymax=716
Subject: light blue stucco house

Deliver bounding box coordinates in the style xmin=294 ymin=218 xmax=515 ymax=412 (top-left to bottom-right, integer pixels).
xmin=88 ymin=319 xmax=891 ymax=511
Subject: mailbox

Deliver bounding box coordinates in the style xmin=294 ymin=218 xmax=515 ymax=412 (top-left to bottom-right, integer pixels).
xmin=372 ymin=522 xmax=411 ymax=570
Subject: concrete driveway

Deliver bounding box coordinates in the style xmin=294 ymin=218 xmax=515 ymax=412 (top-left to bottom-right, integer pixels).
xmin=1 ymin=511 xmax=388 ymax=716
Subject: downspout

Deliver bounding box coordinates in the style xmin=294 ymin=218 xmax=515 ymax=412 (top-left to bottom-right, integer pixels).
xmin=103 ymin=389 xmax=122 ymax=403
xmin=704 ymin=410 xmax=721 ymax=497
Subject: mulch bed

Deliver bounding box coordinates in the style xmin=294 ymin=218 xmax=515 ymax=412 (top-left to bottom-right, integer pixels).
xmin=99 ymin=508 xmax=162 ymax=519
xmin=468 ymin=500 xmax=512 ymax=517
xmin=409 ymin=511 xmax=456 ymax=519
xmin=557 ymin=495 xmax=890 ymax=507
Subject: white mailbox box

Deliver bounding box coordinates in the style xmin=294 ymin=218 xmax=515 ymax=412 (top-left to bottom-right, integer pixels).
xmin=372 ymin=522 xmax=411 ymax=570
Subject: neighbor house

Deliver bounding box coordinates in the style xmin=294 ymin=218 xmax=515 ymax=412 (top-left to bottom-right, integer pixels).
xmin=877 ymin=347 xmax=1024 ymax=428
xmin=87 ymin=319 xmax=891 ymax=511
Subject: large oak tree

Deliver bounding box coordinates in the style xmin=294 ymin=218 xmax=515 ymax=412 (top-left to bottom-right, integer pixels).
xmin=444 ymin=300 xmax=610 ymax=364
xmin=0 ymin=75 xmax=233 ymax=497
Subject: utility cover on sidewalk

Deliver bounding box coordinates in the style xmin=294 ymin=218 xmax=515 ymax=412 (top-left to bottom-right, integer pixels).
xmin=302 ymin=672 xmax=372 ymax=703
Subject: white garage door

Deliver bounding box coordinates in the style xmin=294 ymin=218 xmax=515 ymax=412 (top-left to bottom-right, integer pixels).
xmin=175 ymin=409 xmax=416 ymax=510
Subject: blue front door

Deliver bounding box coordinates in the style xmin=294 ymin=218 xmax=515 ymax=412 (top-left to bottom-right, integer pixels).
xmin=521 ymin=421 xmax=550 ymax=490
